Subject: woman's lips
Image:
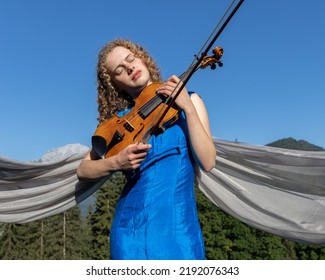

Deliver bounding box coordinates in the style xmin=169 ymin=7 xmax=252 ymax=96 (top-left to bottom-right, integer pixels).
xmin=132 ymin=70 xmax=141 ymax=81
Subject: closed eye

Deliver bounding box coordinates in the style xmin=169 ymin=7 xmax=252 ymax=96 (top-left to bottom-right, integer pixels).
xmin=126 ymin=53 xmax=135 ymax=63
xmin=114 ymin=66 xmax=123 ymax=75
xmin=114 ymin=53 xmax=136 ymax=76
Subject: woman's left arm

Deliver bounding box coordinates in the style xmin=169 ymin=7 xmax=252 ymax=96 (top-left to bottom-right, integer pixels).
xmin=157 ymin=75 xmax=216 ymax=171
xmin=184 ymin=93 xmax=216 ymax=171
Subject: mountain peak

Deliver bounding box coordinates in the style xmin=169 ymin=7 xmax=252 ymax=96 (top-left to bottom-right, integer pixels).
xmin=266 ymin=137 xmax=325 ymax=151
xmin=40 ymin=143 xmax=89 ymax=162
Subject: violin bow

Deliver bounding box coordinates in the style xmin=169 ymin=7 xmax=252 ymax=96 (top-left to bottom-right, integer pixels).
xmin=141 ymin=0 xmax=245 ymax=143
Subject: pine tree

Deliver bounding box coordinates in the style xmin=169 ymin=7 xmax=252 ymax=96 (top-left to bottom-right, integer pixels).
xmin=81 ymin=203 xmax=95 ymax=259
xmin=0 ymin=223 xmax=19 ymax=259
xmin=90 ymin=172 xmax=125 ymax=259
xmin=90 ymin=182 xmax=111 ymax=259
xmin=43 ymin=214 xmax=64 ymax=259
xmin=196 ymin=187 xmax=228 ymax=259
xmin=14 ymin=221 xmax=44 ymax=259
xmin=64 ymin=206 xmax=84 ymax=259
xmin=220 ymin=211 xmax=258 ymax=259
xmin=254 ymin=230 xmax=289 ymax=259
xmin=294 ymin=243 xmax=325 ymax=260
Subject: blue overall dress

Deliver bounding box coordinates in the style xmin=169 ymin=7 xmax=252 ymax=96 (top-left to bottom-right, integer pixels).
xmin=110 ymin=105 xmax=205 ymax=260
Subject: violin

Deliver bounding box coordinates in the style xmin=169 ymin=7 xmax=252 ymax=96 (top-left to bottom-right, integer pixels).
xmin=91 ymin=0 xmax=244 ymax=159
xmin=92 ymin=47 xmax=223 ymax=159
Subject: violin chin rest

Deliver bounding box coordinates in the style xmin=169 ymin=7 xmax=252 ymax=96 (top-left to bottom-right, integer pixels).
xmin=91 ymin=135 xmax=107 ymax=159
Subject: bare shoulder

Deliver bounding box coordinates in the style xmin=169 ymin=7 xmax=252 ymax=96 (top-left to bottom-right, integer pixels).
xmin=190 ymin=92 xmax=208 ymax=112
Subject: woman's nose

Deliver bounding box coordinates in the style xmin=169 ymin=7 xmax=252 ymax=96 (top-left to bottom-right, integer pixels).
xmin=127 ymin=65 xmax=135 ymax=75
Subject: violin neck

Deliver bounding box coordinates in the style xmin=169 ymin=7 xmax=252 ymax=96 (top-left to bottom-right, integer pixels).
xmin=179 ymin=64 xmax=197 ymax=82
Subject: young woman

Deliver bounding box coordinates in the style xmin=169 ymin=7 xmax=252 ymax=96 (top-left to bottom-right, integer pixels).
xmin=77 ymin=39 xmax=216 ymax=259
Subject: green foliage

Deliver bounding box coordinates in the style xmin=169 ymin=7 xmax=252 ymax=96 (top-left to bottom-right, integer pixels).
xmin=0 ymin=223 xmax=20 ymax=259
xmin=196 ymin=189 xmax=279 ymax=260
xmin=43 ymin=214 xmax=64 ymax=259
xmin=88 ymin=172 xmax=125 ymax=260
xmin=80 ymin=204 xmax=95 ymax=260
xmin=15 ymin=221 xmax=44 ymax=259
xmin=293 ymin=242 xmax=325 ymax=260
xmin=64 ymin=206 xmax=84 ymax=259
xmin=0 ymin=205 xmax=85 ymax=260
xmin=254 ymin=230 xmax=291 ymax=260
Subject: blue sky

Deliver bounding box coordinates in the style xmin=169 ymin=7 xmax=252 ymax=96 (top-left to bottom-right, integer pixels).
xmin=1 ymin=0 xmax=324 ymax=161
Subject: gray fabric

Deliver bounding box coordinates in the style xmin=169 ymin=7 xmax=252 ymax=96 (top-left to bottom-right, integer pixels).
xmin=197 ymin=140 xmax=325 ymax=245
xmin=0 ymin=153 xmax=107 ymax=223
xmin=1 ymin=139 xmax=325 ymax=245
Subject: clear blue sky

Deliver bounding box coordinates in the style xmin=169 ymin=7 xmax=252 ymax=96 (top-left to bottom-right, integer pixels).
xmin=1 ymin=0 xmax=324 ymax=161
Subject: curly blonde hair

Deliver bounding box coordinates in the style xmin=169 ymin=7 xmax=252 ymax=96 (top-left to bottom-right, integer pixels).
xmin=96 ymin=39 xmax=162 ymax=124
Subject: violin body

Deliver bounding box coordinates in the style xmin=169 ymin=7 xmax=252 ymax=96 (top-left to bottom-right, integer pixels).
xmin=92 ymin=82 xmax=180 ymax=159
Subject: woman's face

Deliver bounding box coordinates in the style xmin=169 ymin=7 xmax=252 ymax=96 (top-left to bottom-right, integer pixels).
xmin=105 ymin=46 xmax=152 ymax=98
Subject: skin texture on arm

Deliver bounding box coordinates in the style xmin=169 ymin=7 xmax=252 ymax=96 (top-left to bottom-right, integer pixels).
xmin=76 ymin=142 xmax=151 ymax=181
xmin=186 ymin=93 xmax=216 ymax=171
xmin=156 ymin=75 xmax=216 ymax=171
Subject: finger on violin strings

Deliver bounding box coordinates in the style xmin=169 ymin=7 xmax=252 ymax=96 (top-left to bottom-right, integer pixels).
xmin=158 ymin=82 xmax=177 ymax=92
xmin=167 ymin=75 xmax=181 ymax=83
xmin=156 ymin=86 xmax=172 ymax=97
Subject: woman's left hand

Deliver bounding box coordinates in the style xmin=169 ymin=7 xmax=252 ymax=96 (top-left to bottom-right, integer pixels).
xmin=156 ymin=75 xmax=192 ymax=112
xmin=157 ymin=75 xmax=216 ymax=171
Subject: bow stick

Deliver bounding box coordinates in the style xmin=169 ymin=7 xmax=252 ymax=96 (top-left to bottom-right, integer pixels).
xmin=141 ymin=0 xmax=245 ymax=143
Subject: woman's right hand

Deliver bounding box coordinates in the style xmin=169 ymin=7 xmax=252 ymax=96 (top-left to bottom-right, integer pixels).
xmin=77 ymin=142 xmax=151 ymax=181
xmin=114 ymin=142 xmax=151 ymax=170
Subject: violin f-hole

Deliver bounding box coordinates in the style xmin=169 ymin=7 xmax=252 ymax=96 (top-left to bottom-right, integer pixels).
xmin=133 ymin=123 xmax=145 ymax=143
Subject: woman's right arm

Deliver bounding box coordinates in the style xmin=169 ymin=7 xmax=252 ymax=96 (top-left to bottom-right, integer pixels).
xmin=76 ymin=143 xmax=151 ymax=181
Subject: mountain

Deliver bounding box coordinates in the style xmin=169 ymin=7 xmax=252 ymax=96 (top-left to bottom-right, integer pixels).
xmin=39 ymin=143 xmax=89 ymax=162
xmin=266 ymin=137 xmax=325 ymax=151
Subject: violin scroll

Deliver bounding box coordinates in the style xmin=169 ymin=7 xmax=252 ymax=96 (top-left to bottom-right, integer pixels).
xmin=200 ymin=46 xmax=223 ymax=70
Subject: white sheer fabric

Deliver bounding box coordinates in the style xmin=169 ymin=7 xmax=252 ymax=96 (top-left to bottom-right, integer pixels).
xmin=1 ymin=139 xmax=325 ymax=245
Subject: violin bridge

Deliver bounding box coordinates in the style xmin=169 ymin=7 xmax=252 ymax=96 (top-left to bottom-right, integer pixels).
xmin=123 ymin=119 xmax=134 ymax=132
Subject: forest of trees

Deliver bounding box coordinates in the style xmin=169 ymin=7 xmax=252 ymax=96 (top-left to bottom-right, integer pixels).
xmin=1 ymin=137 xmax=325 ymax=260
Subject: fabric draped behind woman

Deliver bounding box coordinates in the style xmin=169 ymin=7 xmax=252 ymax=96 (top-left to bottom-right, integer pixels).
xmin=1 ymin=139 xmax=325 ymax=246
xmin=197 ymin=140 xmax=325 ymax=245
xmin=0 ymin=150 xmax=107 ymax=223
